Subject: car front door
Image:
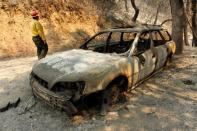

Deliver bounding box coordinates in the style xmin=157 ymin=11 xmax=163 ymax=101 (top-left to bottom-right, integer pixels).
xmin=134 ymin=32 xmax=156 ymax=81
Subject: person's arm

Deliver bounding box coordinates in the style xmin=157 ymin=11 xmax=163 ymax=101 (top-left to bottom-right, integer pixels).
xmin=36 ymin=22 xmax=46 ymax=43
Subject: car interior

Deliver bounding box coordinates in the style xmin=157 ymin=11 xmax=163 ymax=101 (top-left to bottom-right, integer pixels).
xmin=81 ymin=30 xmax=170 ymax=56
xmin=83 ymin=32 xmax=137 ymax=54
xmin=151 ymin=30 xmax=171 ymax=47
xmin=135 ymin=32 xmax=151 ymax=55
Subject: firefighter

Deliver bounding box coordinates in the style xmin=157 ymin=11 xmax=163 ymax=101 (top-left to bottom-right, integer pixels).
xmin=30 ymin=9 xmax=48 ymax=60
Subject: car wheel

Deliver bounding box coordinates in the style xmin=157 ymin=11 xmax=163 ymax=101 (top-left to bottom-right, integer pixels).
xmin=165 ymin=58 xmax=170 ymax=66
xmin=108 ymin=84 xmax=120 ymax=104
xmin=165 ymin=54 xmax=172 ymax=66
xmin=100 ymin=84 xmax=120 ymax=115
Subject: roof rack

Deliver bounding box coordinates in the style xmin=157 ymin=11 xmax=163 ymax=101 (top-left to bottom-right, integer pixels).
xmin=100 ymin=24 xmax=163 ymax=33
xmin=110 ymin=24 xmax=162 ymax=30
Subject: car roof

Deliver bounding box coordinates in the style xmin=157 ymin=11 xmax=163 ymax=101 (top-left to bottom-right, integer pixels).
xmin=99 ymin=25 xmax=164 ymax=34
xmin=80 ymin=25 xmax=166 ymax=48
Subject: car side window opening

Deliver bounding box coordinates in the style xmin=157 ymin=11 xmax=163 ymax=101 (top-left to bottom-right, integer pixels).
xmin=123 ymin=32 xmax=137 ymax=52
xmin=107 ymin=32 xmax=137 ymax=54
xmin=123 ymin=32 xmax=136 ymax=45
xmin=106 ymin=32 xmax=122 ymax=53
xmin=159 ymin=30 xmax=172 ymax=41
xmin=151 ymin=31 xmax=168 ymax=47
xmin=135 ymin=32 xmax=151 ymax=55
xmin=109 ymin=32 xmax=121 ymax=47
xmin=86 ymin=32 xmax=110 ymax=48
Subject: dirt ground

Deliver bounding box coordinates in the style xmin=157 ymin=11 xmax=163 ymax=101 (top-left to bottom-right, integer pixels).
xmin=0 ymin=47 xmax=196 ymax=131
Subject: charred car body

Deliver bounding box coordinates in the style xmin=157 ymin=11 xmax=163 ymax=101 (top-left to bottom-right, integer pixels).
xmin=30 ymin=25 xmax=176 ymax=115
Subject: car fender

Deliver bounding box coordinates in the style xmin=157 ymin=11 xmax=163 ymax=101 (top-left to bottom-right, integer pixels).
xmin=83 ymin=58 xmax=132 ymax=95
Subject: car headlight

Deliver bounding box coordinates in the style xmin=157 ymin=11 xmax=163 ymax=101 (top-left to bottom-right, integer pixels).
xmin=51 ymin=81 xmax=85 ymax=101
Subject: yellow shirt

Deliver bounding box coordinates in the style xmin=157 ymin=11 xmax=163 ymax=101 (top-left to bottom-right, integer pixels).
xmin=31 ymin=19 xmax=46 ymax=41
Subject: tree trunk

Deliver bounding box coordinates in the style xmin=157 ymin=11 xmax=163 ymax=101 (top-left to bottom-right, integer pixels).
xmin=130 ymin=0 xmax=139 ymax=22
xmin=170 ymin=0 xmax=185 ymax=54
xmin=191 ymin=0 xmax=197 ymax=47
xmin=184 ymin=0 xmax=190 ymax=46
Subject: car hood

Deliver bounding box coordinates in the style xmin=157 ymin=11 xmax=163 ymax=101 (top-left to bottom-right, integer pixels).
xmin=32 ymin=49 xmax=127 ymax=89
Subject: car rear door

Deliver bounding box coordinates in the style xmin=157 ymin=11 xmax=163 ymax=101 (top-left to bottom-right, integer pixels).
xmin=134 ymin=32 xmax=156 ymax=81
xmin=151 ymin=31 xmax=169 ymax=70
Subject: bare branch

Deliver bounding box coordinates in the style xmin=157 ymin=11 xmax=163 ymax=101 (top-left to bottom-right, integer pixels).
xmin=161 ymin=19 xmax=172 ymax=26
xmin=130 ymin=0 xmax=139 ymax=22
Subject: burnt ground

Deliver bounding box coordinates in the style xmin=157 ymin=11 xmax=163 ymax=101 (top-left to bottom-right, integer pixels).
xmin=0 ymin=47 xmax=196 ymax=131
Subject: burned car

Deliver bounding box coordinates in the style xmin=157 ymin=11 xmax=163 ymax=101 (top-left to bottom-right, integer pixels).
xmin=30 ymin=25 xmax=176 ymax=115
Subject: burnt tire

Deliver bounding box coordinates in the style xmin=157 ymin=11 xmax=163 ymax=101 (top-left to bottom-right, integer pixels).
xmin=100 ymin=84 xmax=120 ymax=115
xmin=62 ymin=101 xmax=78 ymax=116
xmin=165 ymin=54 xmax=172 ymax=66
xmin=107 ymin=85 xmax=120 ymax=104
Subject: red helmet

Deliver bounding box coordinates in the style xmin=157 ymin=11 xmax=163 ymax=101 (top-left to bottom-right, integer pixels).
xmin=31 ymin=9 xmax=39 ymax=17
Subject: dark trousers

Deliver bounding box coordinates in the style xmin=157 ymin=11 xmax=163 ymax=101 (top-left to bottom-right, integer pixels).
xmin=32 ymin=36 xmax=48 ymax=60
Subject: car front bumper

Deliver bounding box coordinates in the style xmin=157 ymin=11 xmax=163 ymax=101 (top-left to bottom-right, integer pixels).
xmin=30 ymin=78 xmax=78 ymax=115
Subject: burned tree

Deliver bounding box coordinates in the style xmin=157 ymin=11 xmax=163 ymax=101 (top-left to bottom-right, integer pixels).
xmin=183 ymin=0 xmax=190 ymax=46
xmin=124 ymin=0 xmax=139 ymax=22
xmin=130 ymin=0 xmax=139 ymax=22
xmin=170 ymin=0 xmax=185 ymax=54
xmin=191 ymin=0 xmax=197 ymax=47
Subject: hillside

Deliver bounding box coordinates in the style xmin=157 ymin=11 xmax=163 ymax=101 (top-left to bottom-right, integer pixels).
xmin=0 ymin=0 xmax=100 ymax=58
xmin=0 ymin=0 xmax=171 ymax=59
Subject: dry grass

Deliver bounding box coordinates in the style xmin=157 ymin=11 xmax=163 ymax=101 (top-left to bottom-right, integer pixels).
xmin=0 ymin=11 xmax=35 ymax=59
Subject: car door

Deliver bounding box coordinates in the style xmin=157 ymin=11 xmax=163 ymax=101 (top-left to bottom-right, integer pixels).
xmin=151 ymin=31 xmax=169 ymax=70
xmin=126 ymin=33 xmax=141 ymax=86
xmin=134 ymin=32 xmax=156 ymax=81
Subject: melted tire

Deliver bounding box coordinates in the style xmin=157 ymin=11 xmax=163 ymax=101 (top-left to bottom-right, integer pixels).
xmin=100 ymin=84 xmax=120 ymax=115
